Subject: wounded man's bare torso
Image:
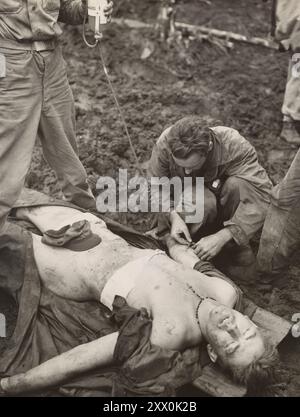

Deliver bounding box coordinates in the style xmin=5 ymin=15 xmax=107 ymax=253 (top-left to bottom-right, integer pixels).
xmin=16 ymin=205 xmax=236 ymax=350
xmin=30 ymin=210 xmax=156 ymax=302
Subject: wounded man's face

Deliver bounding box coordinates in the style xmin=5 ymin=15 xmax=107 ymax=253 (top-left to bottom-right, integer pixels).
xmin=204 ymin=305 xmax=265 ymax=369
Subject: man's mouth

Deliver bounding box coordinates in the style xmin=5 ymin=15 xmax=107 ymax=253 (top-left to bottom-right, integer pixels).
xmin=218 ymin=316 xmax=233 ymax=327
xmin=210 ymin=307 xmax=234 ymax=326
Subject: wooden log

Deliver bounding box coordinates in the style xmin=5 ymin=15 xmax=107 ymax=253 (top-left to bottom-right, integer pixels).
xmin=175 ymin=21 xmax=279 ymax=50
xmin=192 ymin=364 xmax=247 ymax=397
xmin=251 ymin=307 xmax=292 ymax=346
xmin=113 ymin=18 xmax=152 ymax=29
xmin=112 ymin=18 xmax=279 ymax=50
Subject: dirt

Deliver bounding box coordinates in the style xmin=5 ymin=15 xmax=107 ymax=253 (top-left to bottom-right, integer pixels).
xmin=1 ymin=0 xmax=300 ymax=396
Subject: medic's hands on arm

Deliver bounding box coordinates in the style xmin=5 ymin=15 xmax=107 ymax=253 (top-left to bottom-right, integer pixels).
xmin=170 ymin=211 xmax=192 ymax=246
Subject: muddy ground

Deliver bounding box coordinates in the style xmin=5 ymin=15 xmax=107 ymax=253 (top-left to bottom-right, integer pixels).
xmin=1 ymin=0 xmax=300 ymax=396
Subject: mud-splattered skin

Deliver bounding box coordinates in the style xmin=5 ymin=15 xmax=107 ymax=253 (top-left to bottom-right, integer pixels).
xmin=16 ymin=205 xmax=238 ymax=351
xmin=22 ymin=206 xmax=156 ymax=302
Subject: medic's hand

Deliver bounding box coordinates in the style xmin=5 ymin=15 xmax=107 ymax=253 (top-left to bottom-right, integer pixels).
xmin=170 ymin=211 xmax=192 ymax=245
xmin=104 ymin=1 xmax=114 ymax=22
xmin=192 ymin=229 xmax=232 ymax=261
xmin=192 ymin=234 xmax=223 ymax=261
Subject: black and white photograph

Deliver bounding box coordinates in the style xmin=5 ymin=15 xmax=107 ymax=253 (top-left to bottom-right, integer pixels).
xmin=0 ymin=0 xmax=300 ymax=400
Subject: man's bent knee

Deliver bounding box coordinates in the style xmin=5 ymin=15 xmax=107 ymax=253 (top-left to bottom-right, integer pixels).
xmin=219 ymin=177 xmax=242 ymax=217
xmin=203 ymin=187 xmax=217 ymax=223
xmin=221 ymin=177 xmax=242 ymax=198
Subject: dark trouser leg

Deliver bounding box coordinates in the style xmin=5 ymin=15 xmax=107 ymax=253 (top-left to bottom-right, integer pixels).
xmin=258 ymin=150 xmax=300 ymax=274
xmin=219 ymin=177 xmax=241 ymax=220
xmin=257 ymin=201 xmax=300 ymax=274
xmin=215 ymin=177 xmax=262 ymax=282
xmin=219 ymin=176 xmax=270 ymax=245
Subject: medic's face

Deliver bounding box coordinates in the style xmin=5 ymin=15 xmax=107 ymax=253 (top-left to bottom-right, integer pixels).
xmin=173 ymin=152 xmax=207 ymax=175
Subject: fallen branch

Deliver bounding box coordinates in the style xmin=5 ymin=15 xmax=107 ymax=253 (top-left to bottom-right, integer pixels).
xmin=175 ymin=21 xmax=279 ymax=50
xmin=112 ymin=18 xmax=279 ymax=50
xmin=113 ymin=18 xmax=152 ymax=29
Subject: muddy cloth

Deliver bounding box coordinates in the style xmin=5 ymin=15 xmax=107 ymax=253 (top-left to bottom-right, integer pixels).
xmin=111 ymin=296 xmax=205 ymax=397
xmin=0 ymin=222 xmax=116 ymax=397
xmin=11 ymin=187 xmax=164 ymax=252
xmin=257 ymin=149 xmax=300 ymax=273
xmin=42 ymin=220 xmax=102 ymax=252
xmin=148 ymin=126 xmax=272 ymax=246
xmin=0 ymin=210 xmax=206 ymax=396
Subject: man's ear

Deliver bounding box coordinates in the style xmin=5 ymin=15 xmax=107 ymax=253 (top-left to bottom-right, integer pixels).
xmin=208 ymin=140 xmax=213 ymax=151
xmin=207 ymin=344 xmax=218 ymax=363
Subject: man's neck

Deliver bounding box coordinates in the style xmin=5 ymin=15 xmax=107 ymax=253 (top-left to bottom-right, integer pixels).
xmin=197 ymin=298 xmax=219 ymax=338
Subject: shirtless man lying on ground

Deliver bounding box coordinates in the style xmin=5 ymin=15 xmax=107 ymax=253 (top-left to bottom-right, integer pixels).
xmin=0 ymin=206 xmax=278 ymax=395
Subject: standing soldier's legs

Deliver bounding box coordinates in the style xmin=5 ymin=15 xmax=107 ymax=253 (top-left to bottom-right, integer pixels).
xmin=0 ymin=49 xmax=43 ymax=232
xmin=258 ymin=149 xmax=300 ymax=273
xmin=257 ymin=201 xmax=300 ymax=274
xmin=280 ymin=57 xmax=300 ymax=144
xmin=38 ymin=47 xmax=96 ymax=210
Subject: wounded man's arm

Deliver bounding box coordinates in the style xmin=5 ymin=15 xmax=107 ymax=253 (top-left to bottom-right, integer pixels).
xmin=165 ymin=235 xmax=199 ymax=269
xmin=0 ymin=332 xmax=119 ymax=395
